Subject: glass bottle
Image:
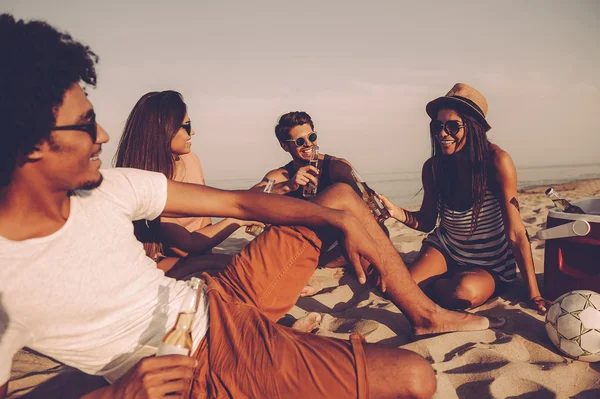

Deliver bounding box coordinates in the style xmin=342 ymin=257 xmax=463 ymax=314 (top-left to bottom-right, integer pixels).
xmin=302 ymin=145 xmax=320 ymax=198
xmin=245 ymin=178 xmax=275 ymax=236
xmin=545 ymin=188 xmax=585 ymax=214
xmin=156 ymin=277 xmax=203 ymax=356
xmin=350 ymin=169 xmax=390 ymax=224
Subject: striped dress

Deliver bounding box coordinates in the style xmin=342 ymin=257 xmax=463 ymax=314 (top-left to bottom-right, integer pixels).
xmin=425 ymin=189 xmax=517 ymax=282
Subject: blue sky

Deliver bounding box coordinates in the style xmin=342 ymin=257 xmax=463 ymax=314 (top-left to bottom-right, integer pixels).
xmin=3 ymin=0 xmax=599 ymax=180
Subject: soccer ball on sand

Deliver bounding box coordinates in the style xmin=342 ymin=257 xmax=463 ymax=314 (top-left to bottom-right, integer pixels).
xmin=545 ymin=290 xmax=600 ymax=362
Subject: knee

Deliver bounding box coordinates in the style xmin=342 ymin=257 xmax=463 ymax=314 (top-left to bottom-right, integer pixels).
xmin=317 ymin=183 xmax=362 ymax=210
xmin=452 ymin=275 xmax=491 ymax=308
xmin=402 ymin=353 xmax=437 ymax=399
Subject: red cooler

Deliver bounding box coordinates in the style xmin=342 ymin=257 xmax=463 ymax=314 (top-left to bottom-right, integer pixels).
xmin=536 ymin=198 xmax=600 ymax=300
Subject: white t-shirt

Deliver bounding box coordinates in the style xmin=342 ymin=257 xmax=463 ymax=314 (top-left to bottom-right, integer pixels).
xmin=0 ymin=168 xmax=209 ymax=385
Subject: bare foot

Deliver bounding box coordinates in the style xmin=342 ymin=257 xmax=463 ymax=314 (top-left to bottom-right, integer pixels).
xmin=412 ymin=306 xmax=505 ymax=336
xmin=300 ymin=275 xmax=323 ymax=297
xmin=292 ymin=312 xmax=322 ymax=333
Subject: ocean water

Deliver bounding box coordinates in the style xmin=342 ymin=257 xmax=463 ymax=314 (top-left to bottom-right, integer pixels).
xmin=207 ymin=163 xmax=600 ymax=208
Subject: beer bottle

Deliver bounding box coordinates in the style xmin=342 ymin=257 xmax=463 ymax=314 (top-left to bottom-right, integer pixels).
xmin=156 ymin=277 xmax=203 ymax=356
xmin=245 ymin=178 xmax=275 ymax=236
xmin=350 ymin=169 xmax=390 ymax=224
xmin=545 ymin=188 xmax=585 ymax=214
xmin=302 ymin=146 xmax=320 ymax=198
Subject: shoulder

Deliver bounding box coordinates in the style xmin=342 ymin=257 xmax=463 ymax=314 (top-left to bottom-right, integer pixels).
xmin=326 ymin=155 xmax=354 ymax=181
xmin=182 ymin=152 xmax=202 ymax=167
xmin=489 ymin=144 xmax=515 ymax=176
xmin=487 ymin=145 xmax=517 ymax=190
xmin=327 ymin=155 xmax=352 ymax=169
xmin=83 ymin=168 xmax=167 ymax=208
xmin=97 ymin=168 xmax=166 ymax=191
xmin=422 ymin=158 xmax=435 ymax=181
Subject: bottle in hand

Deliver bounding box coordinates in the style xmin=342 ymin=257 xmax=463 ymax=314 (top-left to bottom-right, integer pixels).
xmin=156 ymin=277 xmax=203 ymax=356
xmin=302 ymin=146 xmax=320 ymax=198
xmin=246 ymin=178 xmax=275 ymax=236
xmin=350 ymin=169 xmax=390 ymax=224
xmin=545 ymin=187 xmax=585 ymax=214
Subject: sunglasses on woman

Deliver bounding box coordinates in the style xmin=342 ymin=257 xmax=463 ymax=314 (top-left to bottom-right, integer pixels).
xmin=52 ymin=116 xmax=98 ymax=143
xmin=181 ymin=121 xmax=192 ymax=135
xmin=284 ymin=131 xmax=318 ymax=147
xmin=429 ymin=120 xmax=464 ymax=137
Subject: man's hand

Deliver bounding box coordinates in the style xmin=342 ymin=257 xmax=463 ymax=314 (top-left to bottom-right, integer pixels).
xmin=108 ymin=355 xmax=196 ymax=399
xmin=336 ymin=212 xmax=387 ymax=292
xmin=288 ymin=165 xmax=319 ymax=191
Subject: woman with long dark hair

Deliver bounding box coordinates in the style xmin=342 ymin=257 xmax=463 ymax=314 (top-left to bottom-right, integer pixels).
xmin=380 ymin=83 xmax=550 ymax=312
xmin=114 ymin=91 xmax=261 ymax=278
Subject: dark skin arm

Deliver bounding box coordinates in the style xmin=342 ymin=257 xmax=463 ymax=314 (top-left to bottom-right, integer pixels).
xmin=379 ymin=158 xmax=438 ymax=232
xmin=0 ymin=383 xmax=6 ymax=399
xmin=162 ymin=180 xmax=385 ymax=287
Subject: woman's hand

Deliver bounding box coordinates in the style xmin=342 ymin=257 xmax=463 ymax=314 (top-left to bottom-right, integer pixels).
xmin=378 ymin=194 xmax=404 ymax=222
xmin=107 ymin=355 xmax=196 ymax=399
xmin=288 ymin=165 xmax=319 ymax=191
xmin=529 ymin=295 xmax=553 ymax=313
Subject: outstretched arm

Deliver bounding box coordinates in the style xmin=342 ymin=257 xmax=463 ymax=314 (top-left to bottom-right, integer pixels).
xmin=379 ymin=159 xmax=438 ymax=232
xmin=492 ymin=150 xmax=550 ymax=312
xmin=163 ymin=180 xmax=383 ymax=285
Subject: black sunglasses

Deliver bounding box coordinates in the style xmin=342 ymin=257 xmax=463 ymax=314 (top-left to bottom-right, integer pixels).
xmin=52 ymin=116 xmax=97 ymax=143
xmin=284 ymin=131 xmax=318 ymax=147
xmin=429 ymin=120 xmax=464 ymax=137
xmin=181 ymin=121 xmax=192 ymax=135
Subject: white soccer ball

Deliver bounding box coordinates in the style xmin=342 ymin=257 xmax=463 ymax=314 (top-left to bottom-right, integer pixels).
xmin=545 ymin=290 xmax=600 ymax=362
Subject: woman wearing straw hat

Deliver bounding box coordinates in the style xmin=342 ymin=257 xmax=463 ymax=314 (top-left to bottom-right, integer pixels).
xmin=380 ymin=83 xmax=550 ymax=312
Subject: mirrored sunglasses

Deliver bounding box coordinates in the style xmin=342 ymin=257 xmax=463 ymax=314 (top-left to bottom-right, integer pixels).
xmin=285 ymin=131 xmax=318 ymax=147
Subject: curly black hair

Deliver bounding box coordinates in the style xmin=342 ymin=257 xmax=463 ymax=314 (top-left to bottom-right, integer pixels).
xmin=0 ymin=14 xmax=99 ymax=187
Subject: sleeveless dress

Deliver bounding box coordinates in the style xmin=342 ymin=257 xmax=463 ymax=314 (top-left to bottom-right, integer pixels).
xmin=282 ymin=154 xmax=334 ymax=199
xmin=424 ymin=189 xmax=517 ymax=282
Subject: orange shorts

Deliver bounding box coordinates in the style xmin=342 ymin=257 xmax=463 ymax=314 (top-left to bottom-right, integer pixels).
xmin=190 ymin=226 xmax=369 ymax=399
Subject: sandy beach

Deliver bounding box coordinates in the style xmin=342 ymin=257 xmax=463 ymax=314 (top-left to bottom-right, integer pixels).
xmin=8 ymin=179 xmax=600 ymax=398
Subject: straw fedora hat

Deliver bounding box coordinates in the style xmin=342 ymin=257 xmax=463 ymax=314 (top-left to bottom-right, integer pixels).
xmin=426 ymin=83 xmax=491 ymax=132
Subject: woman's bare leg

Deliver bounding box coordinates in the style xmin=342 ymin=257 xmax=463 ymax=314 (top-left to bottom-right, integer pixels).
xmin=432 ymin=268 xmax=496 ymax=309
xmin=408 ymin=244 xmax=449 ymax=289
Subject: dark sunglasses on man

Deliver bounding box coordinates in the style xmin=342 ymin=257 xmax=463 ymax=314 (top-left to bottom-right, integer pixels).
xmin=284 ymin=131 xmax=318 ymax=147
xmin=429 ymin=120 xmax=464 ymax=137
xmin=52 ymin=115 xmax=98 ymax=143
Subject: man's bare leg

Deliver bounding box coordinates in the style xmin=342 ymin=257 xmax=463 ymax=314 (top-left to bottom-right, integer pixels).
xmin=364 ymin=344 xmax=436 ymax=399
xmin=313 ymin=183 xmax=504 ymax=335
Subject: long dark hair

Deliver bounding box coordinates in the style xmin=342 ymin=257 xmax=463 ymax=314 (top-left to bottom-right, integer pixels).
xmin=114 ymin=90 xmax=187 ymax=260
xmin=430 ymin=111 xmax=491 ymax=236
